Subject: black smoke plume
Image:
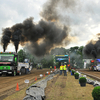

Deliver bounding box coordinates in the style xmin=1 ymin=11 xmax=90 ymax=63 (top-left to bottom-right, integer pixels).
xmin=11 ymin=28 xmax=22 ymax=52
xmin=83 ymin=34 xmax=100 ymax=58
xmin=40 ymin=0 xmax=79 ymax=21
xmin=1 ymin=17 xmax=69 ymax=56
xmin=1 ymin=28 xmax=11 ymax=52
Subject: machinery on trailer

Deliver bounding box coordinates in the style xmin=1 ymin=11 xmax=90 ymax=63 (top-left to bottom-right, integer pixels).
xmin=0 ymin=52 xmax=32 ymax=76
xmin=36 ymin=63 xmax=43 ymax=69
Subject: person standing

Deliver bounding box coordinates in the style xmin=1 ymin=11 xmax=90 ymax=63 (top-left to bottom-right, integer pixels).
xmin=60 ymin=65 xmax=63 ymax=75
xmin=64 ymin=64 xmax=67 ymax=76
xmin=54 ymin=66 xmax=56 ymax=71
xmin=50 ymin=66 xmax=52 ymax=70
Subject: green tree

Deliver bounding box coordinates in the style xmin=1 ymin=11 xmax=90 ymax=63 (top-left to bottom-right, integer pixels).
xmin=41 ymin=55 xmax=54 ymax=68
xmin=41 ymin=58 xmax=48 ymax=68
xmin=18 ymin=49 xmax=26 ymax=62
xmin=68 ymin=46 xmax=84 ymax=68
xmin=77 ymin=46 xmax=84 ymax=56
xmin=70 ymin=46 xmax=79 ymax=53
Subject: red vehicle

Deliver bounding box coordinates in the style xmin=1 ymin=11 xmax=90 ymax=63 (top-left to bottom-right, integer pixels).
xmin=89 ymin=60 xmax=98 ymax=71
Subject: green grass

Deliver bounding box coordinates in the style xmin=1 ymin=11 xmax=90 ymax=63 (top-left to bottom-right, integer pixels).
xmin=46 ymin=72 xmax=94 ymax=100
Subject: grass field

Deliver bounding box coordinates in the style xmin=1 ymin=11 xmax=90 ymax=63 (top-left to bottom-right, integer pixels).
xmin=45 ymin=72 xmax=94 ymax=100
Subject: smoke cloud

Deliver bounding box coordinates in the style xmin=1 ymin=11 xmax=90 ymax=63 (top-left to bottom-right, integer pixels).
xmin=1 ymin=0 xmax=80 ymax=56
xmin=1 ymin=17 xmax=70 ymax=56
xmin=40 ymin=0 xmax=79 ymax=22
xmin=83 ymin=33 xmax=100 ymax=59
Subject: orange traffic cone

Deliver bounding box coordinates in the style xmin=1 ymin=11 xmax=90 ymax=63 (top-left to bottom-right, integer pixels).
xmin=44 ymin=74 xmax=45 ymax=77
xmin=16 ymin=83 xmax=19 ymax=91
xmin=35 ymin=77 xmax=37 ymax=81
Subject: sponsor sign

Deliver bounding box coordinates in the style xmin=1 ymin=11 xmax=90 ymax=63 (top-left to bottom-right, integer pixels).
xmin=0 ymin=62 xmax=11 ymax=64
xmin=55 ymin=55 xmax=68 ymax=62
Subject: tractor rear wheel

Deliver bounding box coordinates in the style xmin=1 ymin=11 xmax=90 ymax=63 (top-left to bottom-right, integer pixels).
xmin=21 ymin=68 xmax=26 ymax=75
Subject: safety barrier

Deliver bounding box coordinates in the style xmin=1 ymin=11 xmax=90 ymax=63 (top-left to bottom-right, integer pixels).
xmin=76 ymin=71 xmax=100 ymax=87
xmin=23 ymin=70 xmax=59 ymax=100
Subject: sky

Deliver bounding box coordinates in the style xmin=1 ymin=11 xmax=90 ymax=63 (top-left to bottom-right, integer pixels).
xmin=0 ymin=0 xmax=100 ymax=52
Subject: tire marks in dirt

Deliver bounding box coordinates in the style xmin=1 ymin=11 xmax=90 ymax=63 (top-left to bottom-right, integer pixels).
xmin=45 ymin=74 xmax=59 ymax=95
xmin=0 ymin=69 xmax=50 ymax=100
xmin=45 ymin=75 xmax=67 ymax=100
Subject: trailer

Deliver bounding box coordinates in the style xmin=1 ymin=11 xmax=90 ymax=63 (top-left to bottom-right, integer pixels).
xmin=0 ymin=52 xmax=32 ymax=76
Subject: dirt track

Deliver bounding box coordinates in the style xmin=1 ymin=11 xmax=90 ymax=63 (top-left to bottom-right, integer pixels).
xmin=0 ymin=68 xmax=50 ymax=100
xmin=1 ymin=69 xmax=100 ymax=100
xmin=77 ymin=69 xmax=100 ymax=77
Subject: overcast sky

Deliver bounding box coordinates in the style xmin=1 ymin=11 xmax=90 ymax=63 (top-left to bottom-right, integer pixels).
xmin=0 ymin=0 xmax=100 ymax=52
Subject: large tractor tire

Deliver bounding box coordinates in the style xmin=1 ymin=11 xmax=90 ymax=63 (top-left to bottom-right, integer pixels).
xmin=21 ymin=68 xmax=26 ymax=75
xmin=25 ymin=69 xmax=29 ymax=74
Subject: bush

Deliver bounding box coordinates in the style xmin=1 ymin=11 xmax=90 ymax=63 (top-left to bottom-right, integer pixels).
xmin=92 ymin=86 xmax=100 ymax=100
xmin=79 ymin=77 xmax=87 ymax=83
xmin=69 ymin=68 xmax=71 ymax=71
xmin=72 ymin=70 xmax=75 ymax=75
xmin=74 ymin=73 xmax=79 ymax=77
